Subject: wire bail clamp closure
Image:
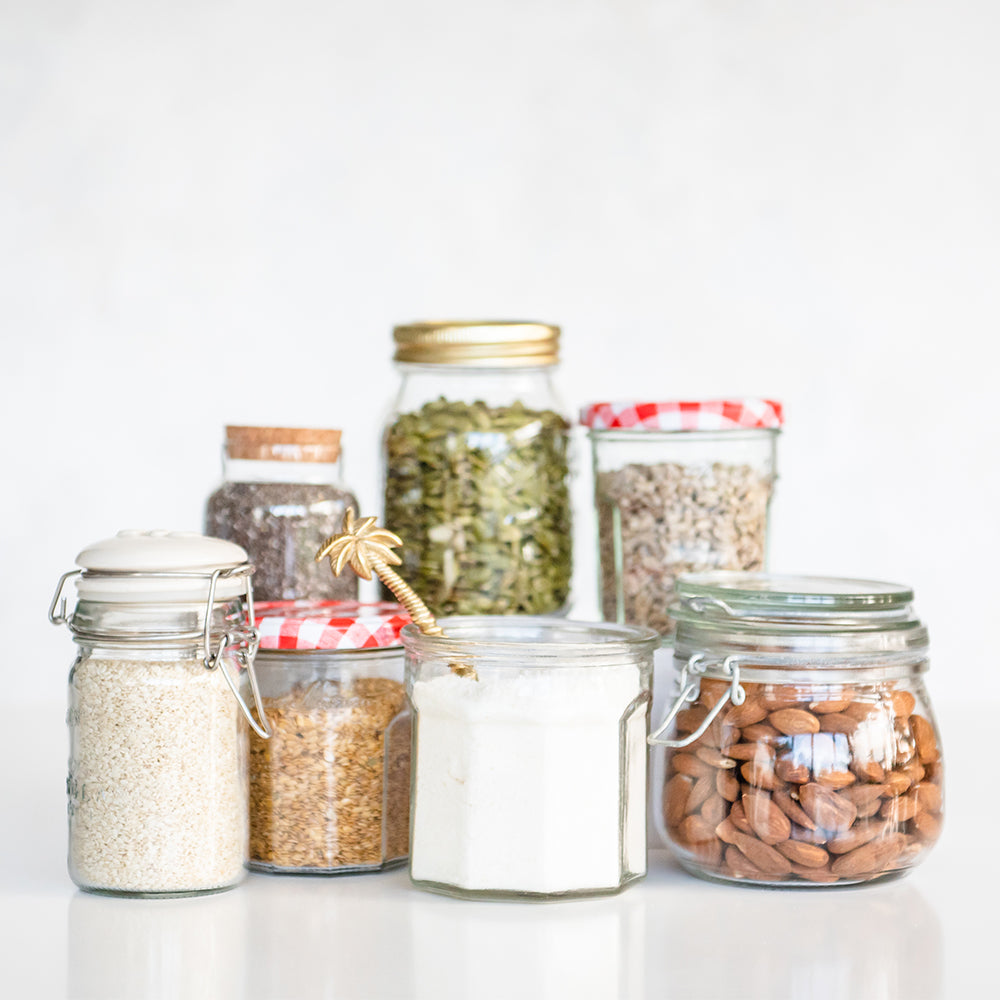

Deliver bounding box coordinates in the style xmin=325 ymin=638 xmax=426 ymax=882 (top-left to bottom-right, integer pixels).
xmin=648 ymin=653 xmax=745 ymax=749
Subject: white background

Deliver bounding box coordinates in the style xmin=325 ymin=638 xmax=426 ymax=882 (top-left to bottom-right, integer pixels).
xmin=3 ymin=0 xmax=998 ymax=708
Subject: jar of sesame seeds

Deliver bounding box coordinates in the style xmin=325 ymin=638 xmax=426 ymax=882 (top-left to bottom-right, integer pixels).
xmin=247 ymin=601 xmax=412 ymax=874
xmin=49 ymin=530 xmax=270 ymax=897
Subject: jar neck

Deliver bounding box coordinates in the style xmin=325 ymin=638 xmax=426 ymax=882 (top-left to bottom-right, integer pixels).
xmin=221 ymin=455 xmax=343 ymax=485
xmin=391 ymin=362 xmax=563 ymax=414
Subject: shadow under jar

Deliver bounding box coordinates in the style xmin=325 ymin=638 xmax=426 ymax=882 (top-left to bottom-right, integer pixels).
xmin=580 ymin=399 xmax=782 ymax=638
xmin=651 ymin=572 xmax=944 ymax=887
xmin=248 ymin=601 xmax=412 ymax=874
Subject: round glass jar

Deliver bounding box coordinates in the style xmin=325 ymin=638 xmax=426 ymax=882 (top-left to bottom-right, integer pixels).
xmin=580 ymin=399 xmax=782 ymax=637
xmin=205 ymin=425 xmax=360 ymax=603
xmin=383 ymin=321 xmax=573 ymax=617
xmin=650 ymin=572 xmax=943 ymax=887
xmin=403 ymin=616 xmax=659 ymax=900
xmin=49 ymin=530 xmax=270 ymax=897
xmin=248 ymin=601 xmax=412 ymax=874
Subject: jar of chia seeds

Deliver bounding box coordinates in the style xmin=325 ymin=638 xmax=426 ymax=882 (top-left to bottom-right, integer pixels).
xmin=403 ymin=616 xmax=658 ymax=899
xmin=383 ymin=321 xmax=573 ymax=617
xmin=248 ymin=601 xmax=412 ymax=874
xmin=49 ymin=530 xmax=270 ymax=897
xmin=205 ymin=425 xmax=360 ymax=603
xmin=580 ymin=399 xmax=783 ymax=637
xmin=650 ymin=572 xmax=943 ymax=888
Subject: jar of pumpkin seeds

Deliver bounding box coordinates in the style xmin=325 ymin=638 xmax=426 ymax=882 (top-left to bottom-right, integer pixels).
xmin=382 ymin=321 xmax=573 ymax=617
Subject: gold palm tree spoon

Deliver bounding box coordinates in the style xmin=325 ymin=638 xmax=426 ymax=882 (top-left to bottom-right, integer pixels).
xmin=316 ymin=509 xmax=476 ymax=678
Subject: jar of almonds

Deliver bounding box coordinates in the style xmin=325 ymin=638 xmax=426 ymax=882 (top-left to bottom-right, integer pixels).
xmin=580 ymin=399 xmax=782 ymax=637
xmin=651 ymin=572 xmax=943 ymax=887
xmin=383 ymin=321 xmax=573 ymax=617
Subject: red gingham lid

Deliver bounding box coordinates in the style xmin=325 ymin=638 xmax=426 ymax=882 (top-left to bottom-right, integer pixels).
xmin=579 ymin=399 xmax=783 ymax=432
xmin=254 ymin=601 xmax=411 ymax=651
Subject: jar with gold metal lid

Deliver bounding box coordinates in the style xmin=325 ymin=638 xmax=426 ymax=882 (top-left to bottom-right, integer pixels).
xmin=382 ymin=321 xmax=573 ymax=617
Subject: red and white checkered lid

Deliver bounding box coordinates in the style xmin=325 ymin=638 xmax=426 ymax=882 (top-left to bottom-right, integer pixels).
xmin=579 ymin=399 xmax=783 ymax=432
xmin=254 ymin=601 xmax=411 ymax=651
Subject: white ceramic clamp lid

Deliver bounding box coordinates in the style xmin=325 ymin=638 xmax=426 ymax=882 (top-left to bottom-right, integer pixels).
xmin=74 ymin=529 xmax=251 ymax=603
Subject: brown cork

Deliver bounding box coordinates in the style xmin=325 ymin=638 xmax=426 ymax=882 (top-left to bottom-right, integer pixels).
xmin=224 ymin=426 xmax=342 ymax=463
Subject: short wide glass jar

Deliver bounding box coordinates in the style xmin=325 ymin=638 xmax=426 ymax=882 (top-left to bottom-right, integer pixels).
xmin=403 ymin=616 xmax=658 ymax=899
xmin=248 ymin=602 xmax=412 ymax=874
xmin=383 ymin=321 xmax=573 ymax=617
xmin=49 ymin=530 xmax=270 ymax=897
xmin=581 ymin=399 xmax=782 ymax=637
xmin=651 ymin=573 xmax=944 ymax=887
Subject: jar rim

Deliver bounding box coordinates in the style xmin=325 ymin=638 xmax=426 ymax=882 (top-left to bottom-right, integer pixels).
xmin=401 ymin=615 xmax=659 ymax=661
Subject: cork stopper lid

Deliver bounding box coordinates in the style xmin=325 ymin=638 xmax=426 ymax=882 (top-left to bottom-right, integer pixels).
xmin=225 ymin=426 xmax=342 ymax=463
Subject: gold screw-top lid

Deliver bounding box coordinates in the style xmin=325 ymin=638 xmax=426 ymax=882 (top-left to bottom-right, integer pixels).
xmin=392 ymin=320 xmax=560 ymax=367
xmin=225 ymin=426 xmax=342 ymax=463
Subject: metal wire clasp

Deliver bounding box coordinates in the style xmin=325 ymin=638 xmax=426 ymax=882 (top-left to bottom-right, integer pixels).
xmin=202 ymin=568 xmax=271 ymax=740
xmin=648 ymin=653 xmax=745 ymax=748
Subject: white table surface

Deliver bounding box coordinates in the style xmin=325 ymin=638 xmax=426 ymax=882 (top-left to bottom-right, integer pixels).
xmin=1 ymin=700 xmax=991 ymax=1000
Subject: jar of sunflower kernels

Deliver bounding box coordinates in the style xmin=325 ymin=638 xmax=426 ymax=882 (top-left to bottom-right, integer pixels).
xmin=650 ymin=572 xmax=943 ymax=887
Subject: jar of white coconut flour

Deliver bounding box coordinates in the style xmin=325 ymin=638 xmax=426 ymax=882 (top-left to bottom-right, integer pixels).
xmin=49 ymin=530 xmax=271 ymax=897
xmin=402 ymin=616 xmax=659 ymax=899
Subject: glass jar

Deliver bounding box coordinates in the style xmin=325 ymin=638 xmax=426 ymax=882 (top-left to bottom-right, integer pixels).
xmin=205 ymin=425 xmax=360 ymax=603
xmin=248 ymin=601 xmax=412 ymax=874
xmin=650 ymin=572 xmax=943 ymax=887
xmin=580 ymin=399 xmax=782 ymax=637
xmin=383 ymin=321 xmax=573 ymax=617
xmin=403 ymin=616 xmax=658 ymax=899
xmin=49 ymin=530 xmax=270 ymax=897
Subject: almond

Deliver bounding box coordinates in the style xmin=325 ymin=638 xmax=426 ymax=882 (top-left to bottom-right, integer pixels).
xmin=675 ymin=705 xmax=709 ymax=735
xmin=790 ymin=822 xmax=828 ymax=846
xmin=700 ymin=793 xmax=727 ymax=827
xmin=841 ymin=783 xmax=886 ymax=807
xmin=809 ymin=697 xmax=853 ymax=715
xmin=687 ymin=774 xmax=715 ymax=813
xmin=902 ymin=761 xmax=926 ymax=786
xmin=769 ymin=708 xmax=821 ymax=735
xmin=740 ymin=760 xmax=778 ymax=791
xmin=664 ymin=774 xmax=692 ymax=829
xmin=761 ymin=685 xmax=804 ymax=709
xmin=730 ymin=799 xmax=754 ymax=835
xmin=890 ymin=689 xmax=916 ymax=719
xmin=798 ymin=783 xmax=857 ymax=832
xmin=776 ymin=839 xmax=829 ymax=868
xmin=772 ymin=788 xmax=817 ymax=830
xmin=912 ymin=781 xmax=942 ymax=814
xmin=715 ymin=816 xmax=742 ymax=845
xmin=830 ymin=833 xmax=906 ymax=878
xmin=672 ymin=752 xmax=712 ymax=779
xmin=715 ymin=768 xmax=740 ymax=802
xmin=723 ymin=696 xmax=768 ymax=728
xmin=699 ymin=680 xmax=729 ymax=710
xmin=815 ymin=769 xmax=856 ymax=790
xmin=879 ymin=793 xmax=919 ymax=823
xmin=774 ymin=757 xmax=811 ymax=784
xmin=883 ymin=771 xmax=912 ymax=796
xmin=724 ymin=844 xmax=763 ymax=877
xmin=855 ymin=797 xmax=883 ymax=818
xmin=741 ymin=722 xmax=782 ymax=743
xmin=911 ymin=715 xmax=940 ymax=763
xmin=828 ymin=819 xmax=890 ymax=854
xmin=790 ymin=864 xmax=839 ymax=883
xmin=742 ymin=791 xmax=792 ymax=844
xmin=844 ymin=701 xmax=877 ymax=721
xmin=731 ymin=831 xmax=793 ymax=875
xmin=852 ymin=760 xmax=886 ymax=783
xmin=913 ymin=810 xmax=942 ymax=842
xmin=678 ymin=813 xmax=717 ymax=844
xmin=724 ymin=742 xmax=769 ymax=762
xmin=695 ymin=746 xmax=738 ymax=769
xmin=819 ymin=713 xmax=859 ymax=735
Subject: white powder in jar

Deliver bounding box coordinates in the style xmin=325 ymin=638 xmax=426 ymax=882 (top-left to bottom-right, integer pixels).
xmin=68 ymin=656 xmax=247 ymax=895
xmin=409 ymin=664 xmax=647 ymax=895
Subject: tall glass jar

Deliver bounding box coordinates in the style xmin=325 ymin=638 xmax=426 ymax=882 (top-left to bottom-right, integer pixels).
xmin=383 ymin=321 xmax=573 ymax=617
xmin=49 ymin=530 xmax=271 ymax=897
xmin=205 ymin=425 xmax=360 ymax=603
xmin=580 ymin=399 xmax=782 ymax=637
xmin=247 ymin=601 xmax=412 ymax=874
xmin=403 ymin=616 xmax=659 ymax=899
xmin=650 ymin=572 xmax=943 ymax=887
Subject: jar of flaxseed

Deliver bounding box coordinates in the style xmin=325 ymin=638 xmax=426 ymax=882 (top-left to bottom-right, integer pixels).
xmin=248 ymin=601 xmax=412 ymax=874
